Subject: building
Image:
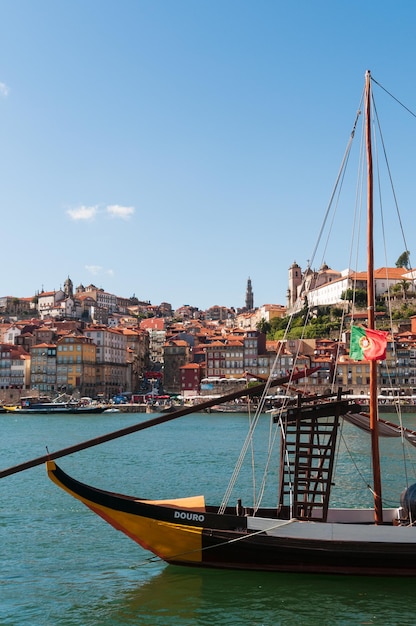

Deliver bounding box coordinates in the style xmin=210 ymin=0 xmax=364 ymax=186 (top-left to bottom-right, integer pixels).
xmin=140 ymin=318 xmax=166 ymax=365
xmin=174 ymin=305 xmax=202 ymax=320
xmin=205 ymin=305 xmax=235 ymax=322
xmin=0 ymin=296 xmax=32 ymax=317
xmin=82 ymin=285 xmax=118 ymax=312
xmin=288 ymin=263 xmax=416 ymax=313
xmin=203 ymin=331 xmax=268 ymax=380
xmin=163 ymin=339 xmax=191 ymax=393
xmin=30 ymin=343 xmax=57 ymax=394
xmin=336 ymin=356 xmax=371 ymax=392
xmin=243 ymin=330 xmax=266 ymax=376
xmin=0 ymin=344 xmax=29 ymax=391
xmin=180 ymin=362 xmax=202 ymax=397
xmin=76 ymin=293 xmax=98 ymax=323
xmin=56 ymin=334 xmax=97 ymax=397
xmin=0 ymin=323 xmax=23 ymax=344
xmin=379 ymin=333 xmax=416 ymax=389
xmin=122 ymin=327 xmax=150 ymax=392
xmin=84 ymin=325 xmax=128 ymax=398
xmin=37 ymin=289 xmax=65 ymax=319
xmin=205 ymin=339 xmax=243 ymax=378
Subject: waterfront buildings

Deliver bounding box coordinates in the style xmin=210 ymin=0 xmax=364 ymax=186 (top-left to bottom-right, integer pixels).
xmin=287 ymin=263 xmax=416 ymax=312
xmin=2 ymin=271 xmax=416 ymax=403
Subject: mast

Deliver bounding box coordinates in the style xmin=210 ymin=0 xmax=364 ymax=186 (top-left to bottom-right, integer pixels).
xmin=365 ymin=69 xmax=383 ymax=524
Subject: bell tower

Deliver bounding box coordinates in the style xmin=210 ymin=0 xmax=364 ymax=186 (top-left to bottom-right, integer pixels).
xmin=287 ymin=262 xmax=302 ymax=307
xmin=245 ymin=277 xmax=254 ymax=310
xmin=64 ymin=276 xmax=73 ymax=298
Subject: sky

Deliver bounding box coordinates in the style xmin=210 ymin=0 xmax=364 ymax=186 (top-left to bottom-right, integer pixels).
xmin=1 ymin=0 xmax=416 ymax=312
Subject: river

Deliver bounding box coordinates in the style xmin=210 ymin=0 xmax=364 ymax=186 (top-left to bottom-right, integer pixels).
xmin=1 ymin=409 xmax=416 ymax=625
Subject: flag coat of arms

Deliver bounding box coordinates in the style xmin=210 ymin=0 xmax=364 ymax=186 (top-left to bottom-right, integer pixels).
xmin=350 ymin=326 xmax=388 ymax=361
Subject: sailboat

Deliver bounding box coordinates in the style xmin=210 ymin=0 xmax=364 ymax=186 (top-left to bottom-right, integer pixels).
xmin=6 ymin=71 xmax=416 ymax=575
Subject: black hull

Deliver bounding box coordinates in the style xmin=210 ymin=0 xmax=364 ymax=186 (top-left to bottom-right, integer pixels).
xmin=193 ymin=529 xmax=416 ymax=576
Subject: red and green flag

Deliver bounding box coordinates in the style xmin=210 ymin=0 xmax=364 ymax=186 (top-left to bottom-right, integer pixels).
xmin=350 ymin=326 xmax=388 ymax=361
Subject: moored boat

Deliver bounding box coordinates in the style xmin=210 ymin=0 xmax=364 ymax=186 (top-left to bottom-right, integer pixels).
xmin=5 ymin=71 xmax=416 ymax=576
xmin=46 ymin=72 xmax=416 ymax=574
xmin=3 ymin=396 xmax=107 ymax=414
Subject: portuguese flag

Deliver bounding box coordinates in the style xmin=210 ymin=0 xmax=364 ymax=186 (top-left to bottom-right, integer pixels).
xmin=350 ymin=326 xmax=388 ymax=361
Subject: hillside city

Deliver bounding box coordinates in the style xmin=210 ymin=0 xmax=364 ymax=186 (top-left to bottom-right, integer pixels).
xmin=1 ymin=264 xmax=416 ymax=406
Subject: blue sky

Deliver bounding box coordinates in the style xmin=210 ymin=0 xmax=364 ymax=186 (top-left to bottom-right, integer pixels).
xmin=1 ymin=0 xmax=416 ymax=311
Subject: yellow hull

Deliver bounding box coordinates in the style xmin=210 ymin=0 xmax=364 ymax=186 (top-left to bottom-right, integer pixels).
xmin=47 ymin=460 xmax=204 ymax=563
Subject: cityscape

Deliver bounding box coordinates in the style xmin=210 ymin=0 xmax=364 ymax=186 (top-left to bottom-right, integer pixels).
xmin=1 ymin=266 xmax=416 ymax=406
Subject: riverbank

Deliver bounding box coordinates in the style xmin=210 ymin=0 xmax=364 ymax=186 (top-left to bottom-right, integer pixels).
xmin=113 ymin=401 xmax=416 ymax=414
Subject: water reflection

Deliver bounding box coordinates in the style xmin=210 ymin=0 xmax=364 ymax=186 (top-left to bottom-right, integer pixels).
xmin=94 ymin=565 xmax=416 ymax=626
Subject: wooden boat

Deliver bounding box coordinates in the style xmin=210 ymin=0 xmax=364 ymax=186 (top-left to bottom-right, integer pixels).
xmin=6 ymin=71 xmax=416 ymax=575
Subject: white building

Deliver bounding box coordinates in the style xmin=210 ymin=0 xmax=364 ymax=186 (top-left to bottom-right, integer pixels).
xmin=37 ymin=290 xmax=65 ymax=318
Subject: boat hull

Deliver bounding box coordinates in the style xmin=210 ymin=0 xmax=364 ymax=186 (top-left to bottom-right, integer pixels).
xmin=5 ymin=406 xmax=106 ymax=414
xmin=46 ymin=461 xmax=416 ymax=575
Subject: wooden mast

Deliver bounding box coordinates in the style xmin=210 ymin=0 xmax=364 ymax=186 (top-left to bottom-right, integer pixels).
xmin=365 ymin=69 xmax=383 ymax=524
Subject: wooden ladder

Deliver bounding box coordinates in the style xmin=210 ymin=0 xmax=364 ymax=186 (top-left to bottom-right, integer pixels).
xmin=278 ymin=407 xmax=341 ymax=522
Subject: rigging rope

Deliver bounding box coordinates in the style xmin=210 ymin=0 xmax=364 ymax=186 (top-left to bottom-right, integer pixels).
xmin=371 ymin=76 xmax=416 ymax=120
xmin=372 ymin=95 xmax=412 ymax=268
xmin=220 ymin=77 xmax=416 ymax=519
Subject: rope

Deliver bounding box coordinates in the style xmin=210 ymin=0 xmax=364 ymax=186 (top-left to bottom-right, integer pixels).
xmin=142 ymin=519 xmax=300 ymax=565
xmin=219 ymin=341 xmax=292 ymax=514
xmin=248 ymin=410 xmax=257 ymax=509
xmin=372 ymin=95 xmax=412 ymax=267
xmin=218 ymin=408 xmax=263 ymax=514
xmin=306 ymin=107 xmax=362 ymax=277
xmin=371 ymin=75 xmax=416 ymax=120
xmin=252 ymin=414 xmax=280 ymax=514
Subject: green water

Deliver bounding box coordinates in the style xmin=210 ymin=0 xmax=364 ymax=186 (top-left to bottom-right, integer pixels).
xmin=1 ymin=411 xmax=416 ymax=625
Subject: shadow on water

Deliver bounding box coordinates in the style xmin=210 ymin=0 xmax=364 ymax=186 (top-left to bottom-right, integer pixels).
xmin=82 ymin=564 xmax=416 ymax=626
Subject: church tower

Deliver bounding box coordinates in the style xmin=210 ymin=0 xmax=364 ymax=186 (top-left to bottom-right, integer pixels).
xmin=64 ymin=276 xmax=73 ymax=299
xmin=287 ymin=261 xmax=302 ymax=308
xmin=245 ymin=277 xmax=254 ymax=310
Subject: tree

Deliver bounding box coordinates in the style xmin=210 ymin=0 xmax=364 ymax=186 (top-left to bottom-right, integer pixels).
xmin=341 ymin=288 xmax=367 ymax=306
xmin=392 ymin=280 xmax=411 ymax=300
xmin=396 ymin=250 xmax=411 ymax=270
xmin=256 ymin=318 xmax=271 ymax=335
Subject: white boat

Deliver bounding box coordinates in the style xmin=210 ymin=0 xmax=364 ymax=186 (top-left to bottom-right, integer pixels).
xmin=4 ymin=396 xmax=107 ymax=414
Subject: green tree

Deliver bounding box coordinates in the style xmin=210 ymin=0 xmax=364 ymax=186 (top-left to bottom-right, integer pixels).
xmin=256 ymin=318 xmax=271 ymax=334
xmin=396 ymin=250 xmax=411 ymax=270
xmin=341 ymin=288 xmax=367 ymax=306
xmin=391 ymin=280 xmax=411 ymax=300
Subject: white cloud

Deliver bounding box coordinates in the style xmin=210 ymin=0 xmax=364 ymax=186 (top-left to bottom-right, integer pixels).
xmin=106 ymin=204 xmax=135 ymax=219
xmin=85 ymin=265 xmax=102 ymax=275
xmin=85 ymin=265 xmax=115 ymax=278
xmin=0 ymin=82 xmax=10 ymax=97
xmin=67 ymin=205 xmax=98 ymax=221
xmin=66 ymin=204 xmax=135 ymax=222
